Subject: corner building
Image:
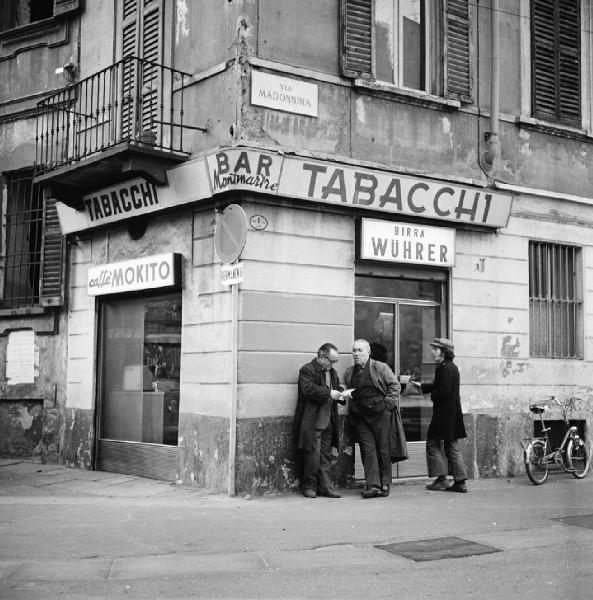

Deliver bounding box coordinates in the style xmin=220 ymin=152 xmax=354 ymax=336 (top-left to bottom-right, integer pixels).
xmin=3 ymin=0 xmax=593 ymax=494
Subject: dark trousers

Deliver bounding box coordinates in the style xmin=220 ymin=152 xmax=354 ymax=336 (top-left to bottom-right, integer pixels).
xmin=426 ymin=437 xmax=468 ymax=481
xmin=353 ymin=409 xmax=392 ymax=488
xmin=302 ymin=426 xmax=334 ymax=492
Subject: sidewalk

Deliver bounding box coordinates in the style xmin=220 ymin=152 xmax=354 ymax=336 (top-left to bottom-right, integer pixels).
xmin=1 ymin=458 xmax=593 ymax=599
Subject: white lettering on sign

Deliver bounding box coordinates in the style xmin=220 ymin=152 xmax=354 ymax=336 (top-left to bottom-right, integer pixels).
xmin=56 ymin=159 xmax=211 ymax=235
xmin=361 ymin=219 xmax=455 ymax=266
xmin=220 ymin=262 xmax=244 ymax=286
xmin=251 ymin=71 xmax=318 ymax=117
xmin=87 ymin=253 xmax=180 ymax=296
xmin=84 ymin=180 xmax=159 ymax=222
xmin=279 ymin=157 xmax=512 ymax=228
xmin=207 ymin=149 xmax=282 ymax=194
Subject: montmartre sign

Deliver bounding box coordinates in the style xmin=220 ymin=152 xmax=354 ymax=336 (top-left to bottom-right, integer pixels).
xmin=56 ymin=148 xmax=513 ymax=234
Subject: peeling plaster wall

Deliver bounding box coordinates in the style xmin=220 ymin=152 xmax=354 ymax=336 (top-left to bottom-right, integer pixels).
xmin=0 ymin=315 xmax=68 ymax=461
xmin=257 ymin=0 xmax=339 ymax=75
xmin=0 ymin=401 xmax=43 ymax=456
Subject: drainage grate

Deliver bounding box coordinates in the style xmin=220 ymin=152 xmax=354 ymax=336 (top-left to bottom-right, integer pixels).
xmin=376 ymin=536 xmax=501 ymax=562
xmin=552 ymin=514 xmax=593 ymax=530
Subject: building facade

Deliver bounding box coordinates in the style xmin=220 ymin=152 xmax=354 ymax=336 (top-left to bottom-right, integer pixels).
xmin=1 ymin=0 xmax=592 ymax=494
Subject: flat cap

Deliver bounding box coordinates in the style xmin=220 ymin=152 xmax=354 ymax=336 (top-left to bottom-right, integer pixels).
xmin=430 ymin=337 xmax=454 ymax=352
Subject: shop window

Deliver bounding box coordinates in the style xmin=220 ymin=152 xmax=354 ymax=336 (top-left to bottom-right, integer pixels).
xmin=1 ymin=170 xmax=64 ymax=309
xmin=531 ymin=0 xmax=581 ymax=126
xmin=341 ymin=0 xmax=472 ymax=101
xmin=529 ymin=241 xmax=583 ymax=358
xmin=100 ymin=295 xmax=181 ymax=447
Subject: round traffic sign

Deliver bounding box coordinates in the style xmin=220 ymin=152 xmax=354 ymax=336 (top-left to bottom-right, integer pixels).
xmin=214 ymin=204 xmax=247 ymax=264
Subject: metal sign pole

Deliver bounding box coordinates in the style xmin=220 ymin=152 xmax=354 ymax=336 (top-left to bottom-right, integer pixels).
xmin=228 ymin=281 xmax=238 ymax=497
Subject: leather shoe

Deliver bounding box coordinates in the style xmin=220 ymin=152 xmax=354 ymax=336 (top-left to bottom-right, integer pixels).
xmin=425 ymin=479 xmax=448 ymax=491
xmin=445 ymin=482 xmax=468 ymax=493
xmin=303 ymin=488 xmax=317 ymax=498
xmin=380 ymin=485 xmax=390 ymax=497
xmin=361 ymin=487 xmax=381 ymax=499
xmin=318 ymin=489 xmax=341 ymax=498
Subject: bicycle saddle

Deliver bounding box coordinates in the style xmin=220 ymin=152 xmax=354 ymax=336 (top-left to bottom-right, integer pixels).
xmin=529 ymin=404 xmax=547 ymax=414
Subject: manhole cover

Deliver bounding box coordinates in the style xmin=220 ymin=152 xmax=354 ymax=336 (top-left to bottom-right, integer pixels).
xmin=553 ymin=514 xmax=593 ymax=530
xmin=376 ymin=536 xmax=501 ymax=562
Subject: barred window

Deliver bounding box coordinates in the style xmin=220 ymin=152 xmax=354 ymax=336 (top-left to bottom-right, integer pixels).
xmin=1 ymin=170 xmax=43 ymax=309
xmin=529 ymin=241 xmax=582 ymax=358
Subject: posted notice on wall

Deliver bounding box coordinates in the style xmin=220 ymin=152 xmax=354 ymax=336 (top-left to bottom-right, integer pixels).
xmin=6 ymin=330 xmax=36 ymax=385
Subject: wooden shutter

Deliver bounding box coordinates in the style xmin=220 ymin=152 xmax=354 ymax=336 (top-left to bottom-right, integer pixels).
xmin=121 ymin=0 xmax=162 ymax=139
xmin=140 ymin=2 xmax=162 ymax=135
xmin=444 ymin=0 xmax=473 ymax=102
xmin=39 ymin=196 xmax=65 ymax=307
xmin=341 ymin=0 xmax=373 ymax=78
xmin=121 ymin=0 xmax=140 ymax=140
xmin=53 ymin=0 xmax=80 ymax=17
xmin=531 ymin=0 xmax=580 ymax=125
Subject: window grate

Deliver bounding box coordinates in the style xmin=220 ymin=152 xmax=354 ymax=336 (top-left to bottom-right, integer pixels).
xmin=529 ymin=241 xmax=581 ymax=358
xmin=2 ymin=171 xmax=43 ymax=309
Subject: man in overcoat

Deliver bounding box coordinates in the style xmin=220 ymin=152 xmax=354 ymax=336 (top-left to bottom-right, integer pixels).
xmin=343 ymin=339 xmax=401 ymax=498
xmin=413 ymin=337 xmax=468 ymax=493
xmin=294 ymin=343 xmax=344 ymax=499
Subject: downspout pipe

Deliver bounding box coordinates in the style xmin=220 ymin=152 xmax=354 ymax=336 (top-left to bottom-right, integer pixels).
xmin=482 ymin=0 xmax=500 ymax=170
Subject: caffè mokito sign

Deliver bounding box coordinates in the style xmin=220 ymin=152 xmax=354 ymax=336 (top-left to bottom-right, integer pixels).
xmin=360 ymin=219 xmax=455 ymax=267
xmin=87 ymin=253 xmax=181 ymax=296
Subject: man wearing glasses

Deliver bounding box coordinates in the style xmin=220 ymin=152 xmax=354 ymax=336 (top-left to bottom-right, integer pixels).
xmin=295 ymin=343 xmax=345 ymax=499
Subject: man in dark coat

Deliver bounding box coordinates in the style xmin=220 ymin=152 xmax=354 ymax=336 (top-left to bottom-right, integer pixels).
xmin=294 ymin=343 xmax=344 ymax=499
xmin=412 ymin=337 xmax=468 ymax=493
xmin=343 ymin=339 xmax=401 ymax=498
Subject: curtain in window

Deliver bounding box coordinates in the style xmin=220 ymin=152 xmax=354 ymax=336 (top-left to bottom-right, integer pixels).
xmin=340 ymin=0 xmax=472 ymax=101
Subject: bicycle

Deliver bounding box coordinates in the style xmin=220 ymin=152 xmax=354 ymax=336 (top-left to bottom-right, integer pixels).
xmin=523 ymin=396 xmax=590 ymax=485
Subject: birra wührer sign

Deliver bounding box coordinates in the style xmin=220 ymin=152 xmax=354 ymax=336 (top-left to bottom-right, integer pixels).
xmin=360 ymin=219 xmax=455 ymax=266
xmin=87 ymin=253 xmax=181 ymax=296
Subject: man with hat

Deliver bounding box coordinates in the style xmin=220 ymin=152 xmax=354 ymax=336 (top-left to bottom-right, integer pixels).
xmin=410 ymin=337 xmax=468 ymax=493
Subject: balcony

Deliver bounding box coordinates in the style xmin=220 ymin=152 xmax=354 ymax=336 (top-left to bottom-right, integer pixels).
xmin=34 ymin=57 xmax=204 ymax=208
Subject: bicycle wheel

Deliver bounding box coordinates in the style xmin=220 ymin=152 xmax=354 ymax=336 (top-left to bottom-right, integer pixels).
xmin=525 ymin=440 xmax=549 ymax=485
xmin=567 ymin=438 xmax=590 ymax=479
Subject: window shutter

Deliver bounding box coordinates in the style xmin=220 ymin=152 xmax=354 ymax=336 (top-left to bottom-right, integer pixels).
xmin=122 ymin=0 xmax=138 ymax=139
xmin=531 ymin=0 xmax=556 ymax=120
xmin=532 ymin=0 xmax=580 ymax=125
xmin=444 ymin=0 xmax=473 ymax=102
xmin=121 ymin=0 xmax=162 ymax=139
xmin=140 ymin=2 xmax=162 ymax=134
xmin=39 ymin=197 xmax=65 ymax=307
xmin=557 ymin=1 xmax=580 ymax=123
xmin=53 ymin=0 xmax=80 ymax=17
xmin=341 ymin=0 xmax=373 ymax=79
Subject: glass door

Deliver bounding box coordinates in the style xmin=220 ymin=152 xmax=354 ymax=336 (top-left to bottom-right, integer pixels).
xmin=96 ymin=293 xmax=182 ymax=480
xmin=354 ymin=273 xmax=446 ymax=478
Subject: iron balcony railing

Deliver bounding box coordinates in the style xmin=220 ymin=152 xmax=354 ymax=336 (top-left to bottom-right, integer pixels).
xmin=35 ymin=56 xmax=196 ymax=174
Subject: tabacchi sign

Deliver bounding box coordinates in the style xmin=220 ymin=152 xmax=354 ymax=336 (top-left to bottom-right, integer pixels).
xmin=361 ymin=219 xmax=455 ymax=267
xmin=279 ymin=157 xmax=512 ymax=228
xmin=87 ymin=253 xmax=181 ymax=296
